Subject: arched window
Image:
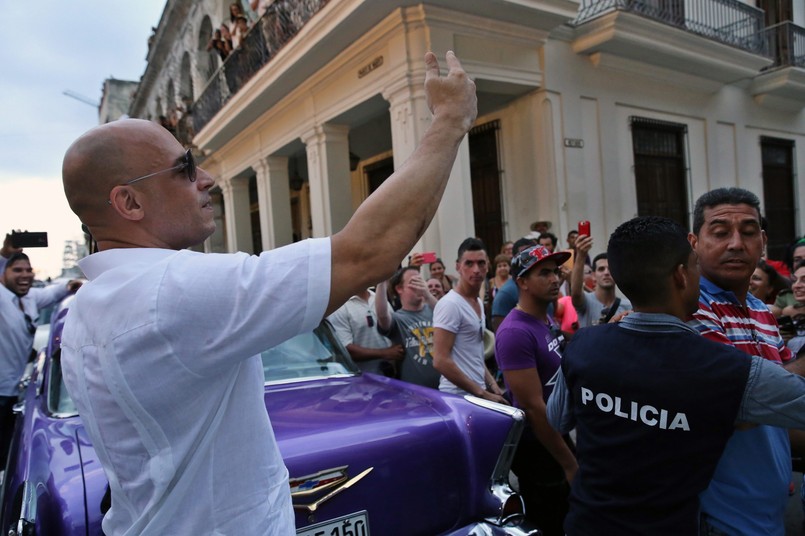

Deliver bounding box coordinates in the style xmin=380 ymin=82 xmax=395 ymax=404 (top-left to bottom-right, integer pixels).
xmin=180 ymin=52 xmax=194 ymax=102
xmin=197 ymin=15 xmax=218 ymax=82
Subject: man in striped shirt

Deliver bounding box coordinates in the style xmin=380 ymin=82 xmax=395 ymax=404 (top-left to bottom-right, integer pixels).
xmin=688 ymin=187 xmax=805 ymax=535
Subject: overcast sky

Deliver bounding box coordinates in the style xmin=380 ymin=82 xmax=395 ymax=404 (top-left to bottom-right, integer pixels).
xmin=0 ymin=1 xmax=167 ymax=278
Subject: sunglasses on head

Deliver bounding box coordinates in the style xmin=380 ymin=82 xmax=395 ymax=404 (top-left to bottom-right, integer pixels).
xmin=122 ymin=149 xmax=197 ymax=186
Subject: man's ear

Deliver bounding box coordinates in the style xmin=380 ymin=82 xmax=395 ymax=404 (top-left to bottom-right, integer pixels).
xmin=671 ymin=263 xmax=688 ymax=292
xmin=108 ymin=186 xmax=145 ymax=221
xmin=687 ymin=231 xmax=697 ymax=251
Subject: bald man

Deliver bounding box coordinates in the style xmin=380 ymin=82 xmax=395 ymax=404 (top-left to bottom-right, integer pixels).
xmin=60 ymin=52 xmax=476 ymax=535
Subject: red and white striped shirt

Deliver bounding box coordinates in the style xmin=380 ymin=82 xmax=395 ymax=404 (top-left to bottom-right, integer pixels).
xmin=688 ymin=277 xmax=791 ymax=363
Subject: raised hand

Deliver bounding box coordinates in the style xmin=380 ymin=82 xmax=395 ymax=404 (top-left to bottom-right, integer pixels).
xmin=424 ymin=51 xmax=477 ymax=134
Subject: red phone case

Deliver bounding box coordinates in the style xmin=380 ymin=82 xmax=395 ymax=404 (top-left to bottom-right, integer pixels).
xmin=578 ymin=221 xmax=591 ymax=236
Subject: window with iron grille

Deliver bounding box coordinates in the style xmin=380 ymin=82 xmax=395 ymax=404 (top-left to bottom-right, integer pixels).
xmin=761 ymin=136 xmax=796 ymax=260
xmin=630 ymin=117 xmax=690 ymax=229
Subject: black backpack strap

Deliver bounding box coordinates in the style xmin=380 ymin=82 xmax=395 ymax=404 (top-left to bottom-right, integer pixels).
xmin=601 ymin=298 xmax=621 ymax=324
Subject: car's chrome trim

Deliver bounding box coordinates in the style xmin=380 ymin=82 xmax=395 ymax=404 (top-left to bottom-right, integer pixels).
xmin=290 ymin=465 xmax=349 ymax=498
xmin=487 ymin=483 xmax=525 ymax=524
xmin=463 ymin=395 xmax=530 ymax=528
xmin=446 ymin=518 xmax=540 ymax=535
xmin=293 ymin=467 xmax=373 ymax=514
xmin=463 ymin=395 xmax=525 ymax=420
xmin=264 ymin=373 xmax=356 ymax=387
xmin=16 ymin=480 xmax=37 ymax=533
xmin=463 ymin=396 xmax=524 ymax=485
xmin=49 ymin=410 xmax=80 ymax=419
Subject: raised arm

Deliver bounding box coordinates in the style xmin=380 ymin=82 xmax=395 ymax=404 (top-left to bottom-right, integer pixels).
xmin=326 ymin=51 xmax=477 ymax=315
xmin=570 ymin=234 xmax=592 ymax=311
xmin=0 ymin=233 xmax=22 ymax=271
xmin=375 ymin=280 xmax=393 ymax=332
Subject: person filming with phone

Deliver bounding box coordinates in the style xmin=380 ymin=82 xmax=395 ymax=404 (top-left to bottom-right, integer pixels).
xmin=0 ymin=234 xmax=81 ymax=463
xmin=570 ymin=222 xmax=631 ymax=328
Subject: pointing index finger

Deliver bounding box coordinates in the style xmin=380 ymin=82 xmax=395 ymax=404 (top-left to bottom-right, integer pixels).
xmin=424 ymin=51 xmax=440 ymax=83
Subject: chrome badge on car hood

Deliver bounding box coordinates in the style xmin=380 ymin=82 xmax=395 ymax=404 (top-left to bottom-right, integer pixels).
xmin=292 ymin=467 xmax=374 ymax=515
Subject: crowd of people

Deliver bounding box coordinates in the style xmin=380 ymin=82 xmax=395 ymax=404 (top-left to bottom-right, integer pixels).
xmin=207 ymin=2 xmax=256 ymax=60
xmin=325 ymin=188 xmax=805 ymax=534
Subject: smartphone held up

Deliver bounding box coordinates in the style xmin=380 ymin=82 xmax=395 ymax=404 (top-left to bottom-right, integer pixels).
xmin=10 ymin=231 xmax=49 ymax=248
xmin=421 ymin=251 xmax=437 ymax=264
xmin=578 ymin=220 xmax=591 ymax=237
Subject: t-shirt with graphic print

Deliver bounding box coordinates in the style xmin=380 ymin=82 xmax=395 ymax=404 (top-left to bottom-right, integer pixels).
xmin=380 ymin=305 xmax=438 ymax=388
xmin=495 ymin=308 xmax=563 ymax=408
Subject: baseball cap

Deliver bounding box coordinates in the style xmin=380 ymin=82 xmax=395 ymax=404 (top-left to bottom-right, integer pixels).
xmin=511 ymin=245 xmax=571 ymax=278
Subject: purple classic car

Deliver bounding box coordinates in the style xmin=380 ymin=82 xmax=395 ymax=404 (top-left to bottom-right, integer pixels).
xmin=1 ymin=296 xmax=538 ymax=536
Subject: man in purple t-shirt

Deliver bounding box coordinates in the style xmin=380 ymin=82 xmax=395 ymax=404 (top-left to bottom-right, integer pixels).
xmin=495 ymin=245 xmax=578 ymax=535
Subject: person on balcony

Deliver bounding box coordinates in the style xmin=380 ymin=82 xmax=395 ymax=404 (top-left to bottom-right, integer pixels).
xmin=232 ymin=15 xmax=251 ymax=49
xmin=207 ymin=28 xmax=231 ymax=61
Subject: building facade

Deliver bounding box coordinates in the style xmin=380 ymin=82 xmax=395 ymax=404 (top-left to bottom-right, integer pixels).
xmin=126 ymin=0 xmax=805 ymax=261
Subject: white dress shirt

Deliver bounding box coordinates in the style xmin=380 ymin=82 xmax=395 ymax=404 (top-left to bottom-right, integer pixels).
xmin=61 ymin=239 xmax=330 ymax=535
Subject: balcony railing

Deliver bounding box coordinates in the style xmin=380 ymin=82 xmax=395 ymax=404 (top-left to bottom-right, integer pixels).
xmin=192 ymin=0 xmax=329 ymax=135
xmin=575 ymin=0 xmax=768 ymax=56
xmin=758 ymin=21 xmax=805 ymax=69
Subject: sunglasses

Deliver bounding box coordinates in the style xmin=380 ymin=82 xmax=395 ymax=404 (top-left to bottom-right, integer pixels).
xmin=122 ymin=149 xmax=197 ymax=186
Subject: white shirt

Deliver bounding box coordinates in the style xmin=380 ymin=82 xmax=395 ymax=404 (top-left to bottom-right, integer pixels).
xmin=61 ymin=239 xmax=330 ymax=536
xmin=433 ymin=290 xmax=486 ymax=395
xmin=327 ymin=291 xmax=392 ymax=374
xmin=0 ymin=279 xmax=69 ymax=396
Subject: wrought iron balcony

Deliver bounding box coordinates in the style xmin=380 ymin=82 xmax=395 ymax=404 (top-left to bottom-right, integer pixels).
xmin=192 ymin=0 xmax=329 ymax=136
xmin=759 ymin=21 xmax=805 ymax=69
xmin=575 ymin=0 xmax=768 ymax=56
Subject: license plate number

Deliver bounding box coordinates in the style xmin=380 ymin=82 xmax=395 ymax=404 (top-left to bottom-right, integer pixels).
xmin=296 ymin=511 xmax=370 ymax=536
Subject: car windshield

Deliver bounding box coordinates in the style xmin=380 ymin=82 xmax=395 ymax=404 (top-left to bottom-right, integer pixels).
xmin=49 ymin=323 xmax=358 ymax=416
xmin=261 ymin=323 xmax=358 ymax=383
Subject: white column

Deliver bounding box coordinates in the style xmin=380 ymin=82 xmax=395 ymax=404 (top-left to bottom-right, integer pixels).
xmin=301 ymin=124 xmax=353 ymax=237
xmin=383 ymin=81 xmax=475 ymax=260
xmin=253 ymin=156 xmax=293 ymax=250
xmin=219 ymin=177 xmax=253 ymax=254
xmin=436 ymin=136 xmax=474 ymax=261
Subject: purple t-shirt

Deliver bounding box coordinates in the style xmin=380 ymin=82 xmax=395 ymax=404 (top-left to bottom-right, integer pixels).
xmin=494 ymin=308 xmax=563 ymax=408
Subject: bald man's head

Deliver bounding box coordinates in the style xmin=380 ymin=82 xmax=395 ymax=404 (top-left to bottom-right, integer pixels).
xmin=62 ymin=119 xmax=215 ymax=250
xmin=63 ymin=119 xmax=180 ymax=224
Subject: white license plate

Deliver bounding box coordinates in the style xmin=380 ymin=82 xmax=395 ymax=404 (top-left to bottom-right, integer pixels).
xmin=297 ymin=511 xmax=370 ymax=536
